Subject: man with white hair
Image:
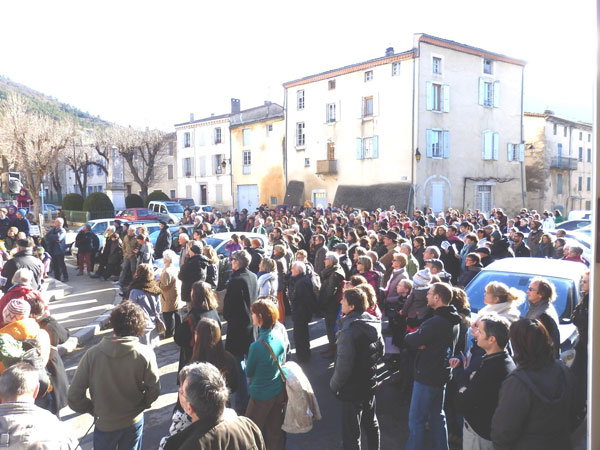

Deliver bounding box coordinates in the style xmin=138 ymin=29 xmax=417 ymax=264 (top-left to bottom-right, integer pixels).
xmin=0 ymin=363 xmax=77 ymax=449
xmin=288 ymin=261 xmax=317 ymax=363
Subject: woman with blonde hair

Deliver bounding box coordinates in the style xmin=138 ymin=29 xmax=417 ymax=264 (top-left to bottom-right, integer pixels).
xmin=158 ymin=249 xmax=182 ymax=338
xmin=480 ymin=281 xmax=524 ymax=322
xmin=257 ymin=257 xmax=278 ymax=298
xmin=202 ymin=245 xmax=219 ymax=290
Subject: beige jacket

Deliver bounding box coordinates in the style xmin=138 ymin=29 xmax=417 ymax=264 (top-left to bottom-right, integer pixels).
xmin=159 ymin=265 xmax=182 ymax=313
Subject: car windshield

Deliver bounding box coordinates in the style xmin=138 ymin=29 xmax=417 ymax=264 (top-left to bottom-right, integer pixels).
xmin=466 ymin=271 xmax=576 ymax=319
xmin=138 ymin=209 xmax=153 ymax=216
xmin=205 ymin=237 xmax=226 ymax=254
xmin=167 ymin=204 xmax=184 ymax=213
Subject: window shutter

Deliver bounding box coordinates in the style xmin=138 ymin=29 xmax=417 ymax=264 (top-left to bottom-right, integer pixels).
xmin=372 ymin=136 xmax=379 ymax=158
xmin=483 ymin=131 xmax=492 ymax=159
xmin=518 ymin=144 xmax=525 ymax=162
xmin=443 ymin=85 xmax=450 ymax=112
xmin=493 ymin=81 xmax=500 ymax=107
xmin=492 ymin=132 xmax=499 ymax=160
xmin=507 ymin=143 xmax=514 ymax=161
xmin=426 ymin=82 xmax=433 ymax=111
xmin=478 ymin=78 xmax=485 ymax=106
xmin=443 ymin=131 xmax=450 ymax=158
xmin=199 ymin=156 xmax=206 ymax=177
xmin=356 ymin=138 xmax=363 ymax=159
xmin=426 ymin=130 xmax=433 ymax=157
xmin=373 ymin=94 xmax=379 ymax=116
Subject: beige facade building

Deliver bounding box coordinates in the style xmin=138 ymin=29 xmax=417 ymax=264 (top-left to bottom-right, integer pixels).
xmin=524 ymin=112 xmax=593 ymax=213
xmin=230 ymin=103 xmax=285 ymax=211
xmin=283 ymin=34 xmax=526 ymax=215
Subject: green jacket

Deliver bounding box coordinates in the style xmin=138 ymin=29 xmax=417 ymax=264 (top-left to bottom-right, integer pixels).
xmin=245 ymin=328 xmax=285 ymax=401
xmin=67 ymin=335 xmax=160 ymax=432
xmin=406 ymin=253 xmax=419 ymax=279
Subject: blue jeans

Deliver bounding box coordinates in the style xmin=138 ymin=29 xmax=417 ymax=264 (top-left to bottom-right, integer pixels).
xmin=405 ymin=381 xmax=448 ymax=450
xmin=94 ymin=417 xmax=144 ymax=450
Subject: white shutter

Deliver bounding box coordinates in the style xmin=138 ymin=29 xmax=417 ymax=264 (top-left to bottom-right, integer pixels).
xmin=443 ymin=85 xmax=450 ymax=112
xmin=519 ymin=143 xmax=525 ymax=162
xmin=493 ymin=81 xmax=500 ymax=107
xmin=443 ymin=131 xmax=450 ymax=158
xmin=483 ymin=131 xmax=492 ymax=159
xmin=426 ymin=130 xmax=433 ymax=157
xmin=492 ymin=132 xmax=500 ymax=160
xmin=199 ymin=156 xmax=206 ymax=177
xmin=478 ymin=78 xmax=485 ymax=106
xmin=507 ymin=143 xmax=514 ymax=162
xmin=426 ymin=82 xmax=433 ymax=111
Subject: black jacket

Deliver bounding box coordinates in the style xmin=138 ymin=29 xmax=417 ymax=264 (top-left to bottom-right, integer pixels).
xmin=513 ymin=242 xmax=531 ymax=258
xmin=405 ymin=305 xmax=461 ymax=386
xmin=288 ymin=272 xmax=317 ymax=321
xmin=247 ymin=247 xmax=264 ymax=274
xmin=318 ymin=264 xmax=345 ymax=315
xmin=75 ymin=231 xmax=95 ymax=253
xmin=178 ymin=254 xmax=210 ymax=303
xmin=330 ymin=311 xmax=384 ymax=402
xmin=155 ymin=228 xmax=171 ymax=258
xmin=492 ymin=360 xmax=575 ymax=450
xmin=1 ymin=249 xmax=44 ymax=292
xmin=456 ymin=351 xmax=516 ymax=440
xmin=457 ymin=263 xmax=482 ymax=288
xmin=223 ymin=267 xmax=258 ymax=358
xmin=338 ymin=254 xmax=351 ymax=280
xmin=0 ymin=217 xmax=10 ymax=239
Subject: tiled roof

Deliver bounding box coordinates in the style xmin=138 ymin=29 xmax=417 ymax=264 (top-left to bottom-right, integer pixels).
xmin=525 ymin=112 xmax=592 ymax=129
xmin=230 ymin=103 xmax=284 ymax=127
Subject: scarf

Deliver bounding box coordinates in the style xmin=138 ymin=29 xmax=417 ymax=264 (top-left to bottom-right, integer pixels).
xmin=479 ymin=301 xmax=521 ymax=323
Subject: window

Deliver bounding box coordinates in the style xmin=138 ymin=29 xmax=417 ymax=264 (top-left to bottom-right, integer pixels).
xmin=483 ymin=58 xmax=493 ymax=74
xmin=243 ymin=128 xmax=251 ymax=147
xmin=296 ymin=122 xmax=305 ymax=147
xmin=266 ymin=123 xmax=273 ymax=136
xmin=297 ymin=90 xmax=305 ymax=110
xmin=556 ymin=173 xmax=563 ymax=195
xmin=304 ymin=158 xmax=310 ymax=167
xmin=183 ymin=132 xmax=191 ymax=148
xmin=564 ymin=127 xmax=568 ymax=137
xmin=87 ymin=186 xmax=93 ymax=195
xmin=168 ymin=142 xmax=174 ymax=156
xmin=214 ymin=127 xmax=222 ymax=144
xmin=579 ymin=147 xmax=583 ymax=162
xmin=432 ymin=57 xmax=441 ymax=74
xmin=97 ymin=165 xmax=103 ymax=176
xmin=475 ymin=185 xmax=492 ymax=213
xmin=553 ymin=124 xmax=557 ymax=135
xmin=587 ymin=177 xmax=592 ymax=191
xmin=97 ymin=185 xmax=102 ymax=192
xmin=363 ymin=96 xmax=373 ymax=117
xmin=168 ymin=164 xmax=174 ymax=180
xmin=183 ymin=157 xmax=192 ymax=177
xmin=198 ymin=156 xmax=207 ymax=177
xmin=170 ymin=190 xmax=176 ymax=199
xmin=213 ymin=155 xmax=224 ymax=174
xmin=579 ymin=132 xmax=583 ymax=140
xmin=243 ymin=150 xmax=251 ymax=174
xmin=426 ymin=129 xmax=450 ymax=158
xmin=356 ymin=136 xmax=379 ymax=159
xmin=327 ymin=142 xmax=335 ymax=160
xmin=482 ymin=130 xmax=500 ymax=160
xmin=197 ymin=131 xmax=205 ymax=146
xmin=507 ymin=143 xmax=524 ymax=162
xmin=479 ymin=79 xmax=499 ymax=107
xmin=270 ymin=196 xmax=277 ymax=205
xmin=392 ymin=62 xmax=400 ymax=76
xmin=588 ymin=133 xmax=592 ymax=142
xmin=87 ymin=165 xmax=94 ymax=177
xmin=586 ymin=200 xmax=592 ymax=210
xmin=426 ymin=82 xmax=449 ymax=112
xmin=328 ymin=79 xmax=336 ymax=90
xmin=578 ymin=176 xmax=583 ymax=191
xmin=588 ymin=148 xmax=592 ymax=162
xmin=364 ymin=70 xmax=373 ymax=82
xmin=326 ymin=103 xmax=336 ymax=123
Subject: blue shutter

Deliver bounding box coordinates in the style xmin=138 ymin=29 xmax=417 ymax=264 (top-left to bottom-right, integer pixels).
xmin=492 ymin=132 xmax=499 ymax=160
xmin=426 ymin=82 xmax=433 ymax=111
xmin=426 ymin=130 xmax=433 ymax=157
xmin=443 ymin=131 xmax=450 ymax=158
xmin=356 ymin=138 xmax=363 ymax=159
xmin=483 ymin=131 xmax=492 ymax=159
xmin=443 ymin=85 xmax=450 ymax=112
xmin=519 ymin=143 xmax=525 ymax=162
xmin=507 ymin=143 xmax=513 ymax=161
xmin=478 ymin=78 xmax=485 ymax=105
xmin=372 ymin=136 xmax=379 ymax=158
xmin=493 ymin=81 xmax=500 ymax=107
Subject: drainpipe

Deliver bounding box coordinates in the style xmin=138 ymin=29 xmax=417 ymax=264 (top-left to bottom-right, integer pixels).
xmin=519 ymin=65 xmax=526 ymax=208
xmin=283 ymin=87 xmax=288 ymax=189
xmin=229 ymin=123 xmax=234 ymax=209
xmin=410 ymin=46 xmax=418 ymax=214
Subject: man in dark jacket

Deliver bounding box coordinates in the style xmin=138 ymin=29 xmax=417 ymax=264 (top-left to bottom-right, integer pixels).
xmin=288 ymin=261 xmax=317 ymax=363
xmin=44 ymin=218 xmax=68 ymax=282
xmin=1 ymin=239 xmax=44 ymax=292
xmin=330 ymin=288 xmax=384 ymax=450
xmin=154 ymin=221 xmax=171 ymax=259
xmin=246 ymin=240 xmax=264 ymax=274
xmin=14 ymin=209 xmax=30 ymax=236
xmin=404 ymin=282 xmax=461 ymax=450
xmin=456 ymin=253 xmax=482 ymax=288
xmin=527 ymin=220 xmax=544 ymax=257
xmin=334 ymin=243 xmax=351 ymax=279
xmin=512 ymin=232 xmax=531 ymax=257
xmin=75 ymin=224 xmax=95 ymax=275
xmin=318 ymin=252 xmax=346 ymax=358
xmin=312 ymin=234 xmax=327 ymax=276
xmin=178 ymin=243 xmax=209 ymax=304
xmin=525 ymin=277 xmax=561 ymax=358
xmin=0 ymin=208 xmax=10 ymax=239
xmin=454 ymin=314 xmax=515 ymax=447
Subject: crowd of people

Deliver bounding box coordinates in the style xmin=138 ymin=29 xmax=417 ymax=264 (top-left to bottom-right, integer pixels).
xmin=0 ymin=202 xmax=590 ymax=450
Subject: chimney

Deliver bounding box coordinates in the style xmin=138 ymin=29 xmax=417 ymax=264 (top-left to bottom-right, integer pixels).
xmin=385 ymin=47 xmax=394 ymax=57
xmin=231 ymin=98 xmax=241 ymax=114
xmin=189 ymin=113 xmax=194 ymax=122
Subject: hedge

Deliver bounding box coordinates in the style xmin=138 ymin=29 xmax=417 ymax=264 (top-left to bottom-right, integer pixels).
xmin=125 ymin=194 xmax=144 ymax=208
xmin=62 ymin=193 xmax=84 ymax=211
xmin=145 ymin=190 xmax=169 ymax=206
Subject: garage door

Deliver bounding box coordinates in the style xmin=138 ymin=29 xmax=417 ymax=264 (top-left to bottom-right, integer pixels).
xmin=237 ymin=184 xmax=259 ymax=212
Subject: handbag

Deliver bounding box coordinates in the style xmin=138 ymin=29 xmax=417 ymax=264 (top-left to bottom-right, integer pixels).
xmin=258 ymin=338 xmax=288 ymax=402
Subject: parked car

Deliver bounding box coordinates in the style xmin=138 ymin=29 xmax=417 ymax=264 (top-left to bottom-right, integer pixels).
xmin=149 ymin=224 xmax=194 ymax=252
xmin=115 ymin=208 xmax=158 ymax=221
xmin=567 ymin=210 xmax=592 ymax=221
xmin=171 ymin=198 xmax=195 ymax=209
xmin=67 ymin=218 xmax=128 ymax=255
xmin=465 ymin=258 xmax=587 ymax=366
xmin=42 ymin=203 xmax=58 ymax=218
xmin=556 ymin=219 xmax=591 ymax=231
xmin=193 ymin=205 xmax=217 ymax=213
xmin=148 ymin=200 xmax=184 ymax=224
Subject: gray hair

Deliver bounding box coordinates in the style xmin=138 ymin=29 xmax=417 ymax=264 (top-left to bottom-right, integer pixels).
xmin=292 ymin=261 xmax=306 ymax=274
xmin=0 ymin=362 xmax=39 ymax=401
xmin=162 ymin=249 xmax=177 ymax=265
xmin=179 ymin=233 xmax=190 ymax=242
xmin=180 ymin=362 xmax=229 ymax=423
xmin=325 ymin=251 xmax=339 ymax=264
xmin=55 ymin=217 xmax=64 ymax=226
xmin=400 ymin=242 xmax=412 ymax=252
xmin=12 ymin=268 xmax=33 ymax=285
xmin=425 ymin=245 xmax=441 ymax=258
xmin=231 ymin=250 xmax=251 ymax=269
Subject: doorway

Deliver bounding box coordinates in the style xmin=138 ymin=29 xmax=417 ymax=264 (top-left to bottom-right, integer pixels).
xmin=200 ymin=184 xmax=207 ymax=204
xmin=430 ymin=181 xmax=444 ymax=214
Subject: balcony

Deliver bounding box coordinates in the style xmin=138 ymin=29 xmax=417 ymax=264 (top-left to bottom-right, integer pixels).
xmin=550 ymin=156 xmax=578 ymax=170
xmin=316 ymin=159 xmax=337 ymax=174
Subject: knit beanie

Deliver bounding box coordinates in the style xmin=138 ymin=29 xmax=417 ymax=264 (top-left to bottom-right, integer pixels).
xmin=18 ymin=208 xmax=27 ymax=217
xmin=412 ymin=268 xmax=432 ymax=287
xmin=2 ymin=298 xmax=31 ymax=323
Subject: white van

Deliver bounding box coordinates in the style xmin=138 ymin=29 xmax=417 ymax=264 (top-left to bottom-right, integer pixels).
xmin=148 ymin=201 xmax=184 ymax=224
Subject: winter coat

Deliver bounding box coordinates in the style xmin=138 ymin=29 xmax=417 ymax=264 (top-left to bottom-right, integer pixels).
xmin=401 ymin=286 xmax=430 ymax=320
xmin=459 ymin=241 xmax=476 ymax=272
xmin=178 ymin=254 xmax=210 ymax=303
xmin=246 ymin=327 xmax=285 ymax=401
xmin=0 ymin=216 xmax=9 ymax=239
xmin=282 ymin=361 xmax=322 ymax=433
xmin=527 ymin=229 xmax=544 ymax=257
xmin=206 ymin=262 xmax=219 ymax=290
xmin=513 ymin=241 xmax=531 ymax=258
xmin=380 ymin=244 xmax=400 ymax=284
xmin=338 ymin=254 xmax=352 ymax=280
xmin=457 ymin=263 xmax=482 ymax=288
xmin=16 ymin=190 xmax=33 ymax=209
xmin=405 ymin=252 xmax=419 ymax=279
xmin=174 ymin=308 xmax=221 ymax=371
xmin=75 ymin=230 xmax=95 ymax=253
xmin=383 ymin=268 xmax=408 ymax=304
xmin=413 ymin=246 xmax=426 ymax=269
xmin=247 ymin=246 xmax=264 ymax=274
xmin=257 ymin=271 xmax=278 ymax=298
xmin=330 ymin=310 xmax=384 ymax=401
xmin=404 ymin=305 xmax=461 ymax=387
xmin=106 ymin=239 xmax=123 ymax=266
xmin=1 ymin=249 xmax=44 ymax=293
xmin=288 ymin=272 xmax=317 ymax=321
xmin=223 ymin=267 xmax=258 ymax=357
xmin=318 ymin=263 xmax=345 ymax=315
xmin=122 ymin=234 xmax=138 ymax=259
xmin=490 ymin=238 xmax=514 ymax=262
xmin=14 ymin=217 xmax=30 ymax=236
xmin=136 ymin=241 xmax=153 ymax=266
xmin=525 ymin=300 xmax=560 ymax=359
xmin=313 ymin=244 xmax=327 ymax=276
xmin=159 ymin=265 xmax=182 ymax=313
xmin=45 ymin=226 xmax=67 ymax=256
xmin=128 ymin=288 xmax=162 ymax=338
xmin=273 ymin=254 xmax=288 ymax=293
xmin=0 ymin=284 xmax=44 ymax=319
xmin=491 ymin=360 xmax=575 ymax=450
xmin=155 ymin=228 xmax=171 ymax=259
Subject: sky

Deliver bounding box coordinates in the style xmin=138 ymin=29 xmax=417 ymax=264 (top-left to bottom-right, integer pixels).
xmin=0 ymin=0 xmax=595 ymax=130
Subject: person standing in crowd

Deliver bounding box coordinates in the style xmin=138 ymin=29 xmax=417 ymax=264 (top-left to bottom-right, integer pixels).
xmin=134 ymin=234 xmax=153 ymax=267
xmin=288 ymin=261 xmax=317 ymax=363
xmin=511 ymin=231 xmax=531 ymax=257
xmin=571 ymin=269 xmax=589 ymax=426
xmin=16 ymin=188 xmax=33 ymax=210
xmin=1 ymin=238 xmax=44 ymax=292
xmin=456 ymin=253 xmax=482 ymax=288
xmin=312 ymin=234 xmax=328 ymax=276
xmin=178 ymin=243 xmax=209 ymax=306
xmin=154 ymin=221 xmax=171 ymax=259
xmin=74 ymin=224 xmax=94 ymax=276
xmin=245 ymin=299 xmax=287 ymax=450
xmin=524 ymin=277 xmax=560 ymax=358
xmin=0 ymin=208 xmax=10 ymax=239
xmin=399 ymin=243 xmax=418 ymax=278
xmin=44 ymin=218 xmax=68 ymax=282
xmin=158 ymin=249 xmax=182 ymax=339
xmin=202 ymin=245 xmax=220 ymax=290
xmin=247 ymin=238 xmax=265 ymax=274
xmin=527 ymin=220 xmax=544 ymax=257
xmin=330 ymin=288 xmax=384 ymax=450
xmin=119 ymin=226 xmax=138 ymax=288
xmin=257 ymin=257 xmax=278 ymax=298
xmin=404 ymin=282 xmax=461 ymax=450
xmin=380 ymin=231 xmax=400 ymax=284
xmin=453 ymin=314 xmax=515 ymax=449
xmin=335 ymin=243 xmax=352 ymax=279
xmin=68 ymin=302 xmax=160 ymax=450
xmin=492 ymin=318 xmax=574 ymax=450
xmin=126 ymin=263 xmax=164 ymax=348
xmin=318 ymin=251 xmax=346 ymax=358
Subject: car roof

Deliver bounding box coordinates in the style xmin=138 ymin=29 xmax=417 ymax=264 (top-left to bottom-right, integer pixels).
xmin=209 ymin=232 xmax=269 ymax=241
xmin=482 ymin=257 xmax=587 ymax=280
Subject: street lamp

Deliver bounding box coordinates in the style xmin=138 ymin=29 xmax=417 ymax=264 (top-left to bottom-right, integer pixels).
xmin=415 ymin=148 xmax=421 ymax=162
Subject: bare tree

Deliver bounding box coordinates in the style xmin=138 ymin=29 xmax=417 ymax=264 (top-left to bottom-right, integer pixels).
xmin=65 ymin=135 xmax=106 ymax=197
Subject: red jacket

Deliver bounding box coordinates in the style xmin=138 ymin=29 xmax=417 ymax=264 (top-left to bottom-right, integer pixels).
xmin=0 ymin=284 xmax=45 ymax=320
